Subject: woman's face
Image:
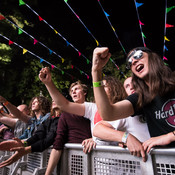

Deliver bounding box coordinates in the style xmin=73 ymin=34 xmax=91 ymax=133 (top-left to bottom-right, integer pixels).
xmin=130 ymin=52 xmax=149 ymax=80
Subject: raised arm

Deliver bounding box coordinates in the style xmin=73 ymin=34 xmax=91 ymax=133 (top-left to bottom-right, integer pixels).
xmin=39 ymin=67 xmax=85 ymax=116
xmin=91 ymin=47 xmax=134 ymax=121
xmin=0 ymin=96 xmax=30 ymax=123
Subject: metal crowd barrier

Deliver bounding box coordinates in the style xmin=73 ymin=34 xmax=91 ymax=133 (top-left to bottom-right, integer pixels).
xmin=0 ymin=144 xmax=175 ymax=175
xmin=60 ymin=144 xmax=175 ymax=175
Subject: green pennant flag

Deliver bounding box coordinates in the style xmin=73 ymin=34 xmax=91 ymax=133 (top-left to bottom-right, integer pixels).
xmin=142 ymin=32 xmax=146 ymax=38
xmin=19 ymin=0 xmax=26 ymax=6
xmin=64 ymin=0 xmax=68 ymax=3
xmin=166 ymin=6 xmax=175 ymax=13
xmin=18 ymin=28 xmax=23 ymax=35
xmin=80 ymin=70 xmax=82 ymax=74
xmin=86 ymin=59 xmax=90 ymax=64
xmin=61 ymin=71 xmax=64 ymax=75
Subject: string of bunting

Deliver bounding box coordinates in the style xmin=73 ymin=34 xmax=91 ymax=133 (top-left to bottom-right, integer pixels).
xmin=97 ymin=0 xmax=127 ymax=56
xmin=0 ymin=33 xmax=90 ymax=80
xmin=0 ymin=14 xmax=65 ymax=64
xmin=97 ymin=0 xmax=127 ymax=78
xmin=64 ymin=0 xmax=126 ymax=78
xmin=133 ymin=0 xmax=146 ymax=47
xmin=19 ymin=0 xmax=91 ymax=65
xmin=163 ymin=1 xmax=175 ymax=61
xmin=64 ymin=0 xmax=100 ymax=47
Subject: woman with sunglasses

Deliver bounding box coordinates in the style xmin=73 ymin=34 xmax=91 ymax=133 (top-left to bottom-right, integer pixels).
xmin=91 ymin=47 xmax=175 ymax=161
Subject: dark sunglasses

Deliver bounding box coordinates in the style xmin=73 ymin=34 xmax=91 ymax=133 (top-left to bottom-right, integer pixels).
xmin=126 ymin=50 xmax=143 ymax=69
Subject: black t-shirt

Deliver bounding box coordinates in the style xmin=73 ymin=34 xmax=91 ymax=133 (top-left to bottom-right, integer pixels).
xmin=127 ymin=92 xmax=175 ymax=138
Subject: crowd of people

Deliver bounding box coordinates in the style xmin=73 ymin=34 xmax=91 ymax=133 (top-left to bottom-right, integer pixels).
xmin=0 ymin=46 xmax=175 ymax=174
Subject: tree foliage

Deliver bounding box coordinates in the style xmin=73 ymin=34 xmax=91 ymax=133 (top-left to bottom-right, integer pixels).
xmin=0 ymin=0 xmax=130 ymax=106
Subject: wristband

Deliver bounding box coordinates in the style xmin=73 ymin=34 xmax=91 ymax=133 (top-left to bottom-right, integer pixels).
xmin=122 ymin=132 xmax=129 ymax=144
xmin=93 ymin=81 xmax=103 ymax=87
xmin=23 ymin=141 xmax=28 ymax=147
xmin=3 ymin=101 xmax=9 ymax=106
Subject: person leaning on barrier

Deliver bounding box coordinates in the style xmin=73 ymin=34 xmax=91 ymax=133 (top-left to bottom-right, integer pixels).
xmin=93 ymin=77 xmax=150 ymax=161
xmin=0 ymin=101 xmax=61 ymax=168
xmin=91 ymin=47 xmax=175 ymax=162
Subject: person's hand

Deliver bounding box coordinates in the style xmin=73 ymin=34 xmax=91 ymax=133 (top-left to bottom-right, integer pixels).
xmin=143 ymin=133 xmax=174 ymax=153
xmin=92 ymin=47 xmax=111 ymax=73
xmin=82 ymin=138 xmax=96 ymax=154
xmin=39 ymin=67 xmax=52 ymax=85
xmin=126 ymin=134 xmax=147 ymax=162
xmin=0 ymin=147 xmax=28 ymax=168
xmin=0 ymin=138 xmax=24 ymax=151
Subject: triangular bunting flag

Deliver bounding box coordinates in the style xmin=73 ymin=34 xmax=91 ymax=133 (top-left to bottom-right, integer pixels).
xmin=61 ymin=71 xmax=64 ymax=75
xmin=136 ymin=2 xmax=144 ymax=8
xmin=112 ymin=26 xmax=115 ymax=32
xmin=86 ymin=59 xmax=90 ymax=64
xmin=104 ymin=11 xmax=110 ymax=17
xmin=80 ymin=70 xmax=82 ymax=74
xmin=40 ymin=58 xmax=44 ymax=63
xmin=18 ymin=28 xmax=23 ymax=35
xmin=78 ymin=51 xmax=81 ymax=57
xmin=95 ymin=39 xmax=99 ymax=46
xmin=64 ymin=0 xmax=68 ymax=3
xmin=164 ymin=45 xmax=168 ymax=51
xmin=164 ymin=36 xmax=170 ymax=41
xmin=87 ymin=75 xmax=89 ymax=79
xmin=66 ymin=41 xmax=70 ymax=46
xmin=38 ymin=16 xmax=43 ymax=21
xmin=23 ymin=48 xmax=28 ymax=54
xmin=54 ymin=29 xmax=58 ymax=34
xmin=61 ymin=58 xmax=65 ymax=63
xmin=0 ymin=15 xmax=5 ymax=20
xmin=139 ymin=20 xmax=144 ymax=25
xmin=163 ymin=56 xmax=168 ymax=60
xmin=166 ymin=6 xmax=175 ymax=13
xmin=8 ymin=40 xmax=14 ymax=45
xmin=19 ymin=0 xmax=26 ymax=6
xmin=51 ymin=65 xmax=55 ymax=69
xmin=33 ymin=39 xmax=38 ymax=45
xmin=166 ymin=24 xmax=174 ymax=28
xmin=49 ymin=49 xmax=53 ymax=55
xmin=71 ymin=65 xmax=74 ymax=69
xmin=142 ymin=32 xmax=146 ymax=38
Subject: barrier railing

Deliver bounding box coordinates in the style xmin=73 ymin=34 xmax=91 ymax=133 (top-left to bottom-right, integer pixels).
xmin=60 ymin=144 xmax=175 ymax=175
xmin=0 ymin=144 xmax=175 ymax=175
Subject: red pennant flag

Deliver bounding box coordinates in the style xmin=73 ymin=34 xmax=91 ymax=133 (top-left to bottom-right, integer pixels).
xmin=33 ymin=39 xmax=38 ymax=45
xmin=38 ymin=16 xmax=43 ymax=21
xmin=71 ymin=65 xmax=74 ymax=69
xmin=166 ymin=24 xmax=174 ymax=28
xmin=9 ymin=40 xmax=14 ymax=45
xmin=51 ymin=65 xmax=55 ymax=69
xmin=0 ymin=15 xmax=5 ymax=20
xmin=78 ymin=51 xmax=81 ymax=57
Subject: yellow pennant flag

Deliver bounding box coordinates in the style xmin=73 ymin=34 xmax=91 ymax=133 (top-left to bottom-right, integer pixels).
xmin=54 ymin=29 xmax=58 ymax=34
xmin=112 ymin=26 xmax=115 ymax=32
xmin=23 ymin=48 xmax=28 ymax=54
xmin=95 ymin=39 xmax=99 ymax=46
xmin=164 ymin=36 xmax=170 ymax=41
xmin=61 ymin=58 xmax=65 ymax=63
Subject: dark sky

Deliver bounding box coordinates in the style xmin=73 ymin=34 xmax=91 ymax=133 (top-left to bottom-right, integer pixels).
xmin=1 ymin=0 xmax=175 ymax=74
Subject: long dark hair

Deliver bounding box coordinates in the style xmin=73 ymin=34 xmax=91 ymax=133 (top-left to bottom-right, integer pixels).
xmin=103 ymin=76 xmax=127 ymax=104
xmin=29 ymin=96 xmax=51 ymax=117
xmin=130 ymin=48 xmax=175 ymax=108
